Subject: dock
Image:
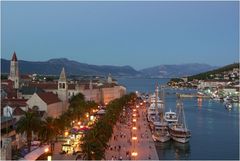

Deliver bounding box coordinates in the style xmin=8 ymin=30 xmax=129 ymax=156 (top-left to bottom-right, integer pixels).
xmin=105 ymin=104 xmax=159 ymax=160
xmin=177 ymin=93 xmax=210 ymax=98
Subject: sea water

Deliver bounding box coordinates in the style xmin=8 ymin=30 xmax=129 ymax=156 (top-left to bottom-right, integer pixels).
xmin=118 ymin=77 xmax=239 ymax=160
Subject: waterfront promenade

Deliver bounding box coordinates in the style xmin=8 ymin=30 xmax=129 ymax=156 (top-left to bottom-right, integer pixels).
xmin=105 ymin=103 xmax=159 ymax=160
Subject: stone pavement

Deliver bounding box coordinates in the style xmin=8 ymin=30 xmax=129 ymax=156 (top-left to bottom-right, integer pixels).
xmin=105 ymin=104 xmax=159 ymax=160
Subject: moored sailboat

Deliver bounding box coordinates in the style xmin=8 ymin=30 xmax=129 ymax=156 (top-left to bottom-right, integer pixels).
xmin=152 ymin=85 xmax=170 ymax=142
xmin=169 ymin=100 xmax=191 ymax=143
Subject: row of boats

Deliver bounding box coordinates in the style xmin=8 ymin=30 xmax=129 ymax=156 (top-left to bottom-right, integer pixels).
xmin=146 ymin=85 xmax=191 ymax=144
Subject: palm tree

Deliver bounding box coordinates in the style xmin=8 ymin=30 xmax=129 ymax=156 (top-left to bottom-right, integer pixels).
xmin=82 ymin=128 xmax=106 ymax=160
xmin=16 ymin=111 xmax=41 ymax=152
xmin=38 ymin=117 xmax=58 ymax=146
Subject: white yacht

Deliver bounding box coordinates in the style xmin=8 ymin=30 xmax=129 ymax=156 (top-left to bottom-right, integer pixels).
xmin=164 ymin=110 xmax=178 ymax=124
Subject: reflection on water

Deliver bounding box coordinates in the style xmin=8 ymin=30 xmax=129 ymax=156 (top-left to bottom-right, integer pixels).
xmin=197 ymin=97 xmax=202 ymax=108
xmin=118 ymin=78 xmax=239 ymax=160
xmin=155 ymin=140 xmax=191 ymax=160
xmin=173 ymin=142 xmax=191 ymax=160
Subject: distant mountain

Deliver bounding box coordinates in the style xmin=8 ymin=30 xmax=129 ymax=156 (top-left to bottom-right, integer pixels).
xmin=1 ymin=58 xmax=220 ymax=78
xmin=1 ymin=58 xmax=140 ymax=76
xmin=187 ymin=63 xmax=239 ymax=81
xmin=140 ymin=63 xmax=219 ymax=78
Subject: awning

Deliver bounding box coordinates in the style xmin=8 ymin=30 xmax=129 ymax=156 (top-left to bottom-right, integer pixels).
xmin=24 ymin=145 xmax=49 ymax=161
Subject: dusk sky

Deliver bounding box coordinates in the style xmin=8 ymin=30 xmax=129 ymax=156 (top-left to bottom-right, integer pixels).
xmin=1 ymin=1 xmax=239 ymax=70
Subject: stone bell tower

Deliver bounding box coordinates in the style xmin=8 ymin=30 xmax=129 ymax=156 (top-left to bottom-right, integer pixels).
xmin=8 ymin=51 xmax=19 ymax=89
xmin=58 ymin=67 xmax=68 ymax=102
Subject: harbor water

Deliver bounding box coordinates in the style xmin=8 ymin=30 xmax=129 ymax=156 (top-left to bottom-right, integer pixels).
xmin=118 ymin=77 xmax=239 ymax=160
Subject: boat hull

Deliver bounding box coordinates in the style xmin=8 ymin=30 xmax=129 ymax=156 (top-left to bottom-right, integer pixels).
xmin=152 ymin=134 xmax=171 ymax=142
xmin=169 ymin=126 xmax=191 ymax=144
xmin=171 ymin=136 xmax=190 ymax=143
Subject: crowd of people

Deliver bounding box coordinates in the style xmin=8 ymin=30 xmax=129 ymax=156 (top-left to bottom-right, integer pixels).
xmin=105 ymin=102 xmax=158 ymax=160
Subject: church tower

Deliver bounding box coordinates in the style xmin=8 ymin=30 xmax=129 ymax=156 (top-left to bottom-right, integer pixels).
xmin=8 ymin=51 xmax=19 ymax=89
xmin=58 ymin=67 xmax=68 ymax=102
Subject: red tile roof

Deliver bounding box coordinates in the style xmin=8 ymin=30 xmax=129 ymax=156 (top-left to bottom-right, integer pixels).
xmin=1 ymin=80 xmax=14 ymax=84
xmin=29 ymin=82 xmax=76 ymax=90
xmin=12 ymin=51 xmax=17 ymax=61
xmin=1 ymin=98 xmax=27 ymax=108
xmin=13 ymin=107 xmax=25 ymax=116
xmin=21 ymin=74 xmax=31 ymax=80
xmin=37 ymin=92 xmax=61 ymax=105
xmin=1 ymin=82 xmax=16 ymax=99
xmin=29 ymin=83 xmax=58 ymax=90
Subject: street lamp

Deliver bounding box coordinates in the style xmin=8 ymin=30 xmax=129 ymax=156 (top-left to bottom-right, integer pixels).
xmin=47 ymin=156 xmax=52 ymax=161
xmin=132 ymin=136 xmax=137 ymax=140
xmin=86 ymin=113 xmax=89 ymax=118
xmin=45 ymin=148 xmax=49 ymax=153
xmin=131 ymin=151 xmax=138 ymax=156
xmin=64 ymin=131 xmax=69 ymax=137
xmin=132 ymin=126 xmax=137 ymax=130
xmin=131 ymin=151 xmax=138 ymax=160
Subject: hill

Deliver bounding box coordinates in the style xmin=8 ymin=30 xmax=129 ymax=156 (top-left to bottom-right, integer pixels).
xmin=187 ymin=63 xmax=239 ymax=81
xmin=1 ymin=58 xmax=222 ymax=78
xmin=139 ymin=63 xmax=218 ymax=78
xmin=1 ymin=58 xmax=140 ymax=76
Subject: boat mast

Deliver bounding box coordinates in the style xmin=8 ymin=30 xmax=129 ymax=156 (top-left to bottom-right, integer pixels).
xmin=182 ymin=102 xmax=187 ymax=130
xmin=160 ymin=85 xmax=165 ymax=122
xmin=155 ymin=83 xmax=159 ymax=120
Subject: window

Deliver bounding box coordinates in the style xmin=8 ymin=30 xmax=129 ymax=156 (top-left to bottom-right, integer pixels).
xmin=32 ymin=106 xmax=39 ymax=111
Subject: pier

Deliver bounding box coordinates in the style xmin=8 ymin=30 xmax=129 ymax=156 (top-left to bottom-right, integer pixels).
xmin=105 ymin=103 xmax=159 ymax=160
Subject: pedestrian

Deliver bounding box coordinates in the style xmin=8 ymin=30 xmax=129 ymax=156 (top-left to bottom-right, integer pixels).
xmin=148 ymin=155 xmax=151 ymax=159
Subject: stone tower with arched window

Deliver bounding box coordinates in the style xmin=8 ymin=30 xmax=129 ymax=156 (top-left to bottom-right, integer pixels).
xmin=58 ymin=67 xmax=68 ymax=102
xmin=8 ymin=51 xmax=19 ymax=89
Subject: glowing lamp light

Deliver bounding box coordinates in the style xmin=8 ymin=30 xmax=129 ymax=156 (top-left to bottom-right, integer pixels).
xmin=133 ymin=109 xmax=136 ymax=112
xmin=132 ymin=126 xmax=137 ymax=130
xmin=64 ymin=131 xmax=69 ymax=136
xmin=78 ymin=122 xmax=81 ymax=125
xmin=132 ymin=119 xmax=137 ymax=122
xmin=140 ymin=103 xmax=143 ymax=105
xmin=132 ymin=136 xmax=137 ymax=140
xmin=136 ymin=105 xmax=139 ymax=108
xmin=132 ymin=151 xmax=138 ymax=156
xmin=80 ymin=125 xmax=84 ymax=128
xmin=86 ymin=113 xmax=89 ymax=118
xmin=47 ymin=156 xmax=52 ymax=161
xmin=133 ymin=114 xmax=137 ymax=117
xmin=45 ymin=148 xmax=49 ymax=153
xmin=90 ymin=116 xmax=94 ymax=121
